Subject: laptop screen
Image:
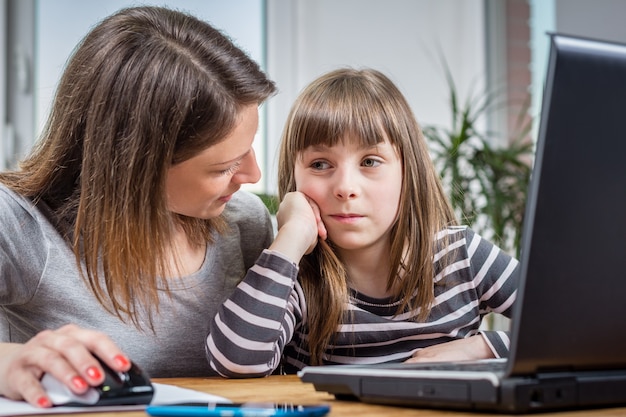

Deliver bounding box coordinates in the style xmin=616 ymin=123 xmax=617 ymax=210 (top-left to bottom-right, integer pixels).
xmin=508 ymin=34 xmax=626 ymax=375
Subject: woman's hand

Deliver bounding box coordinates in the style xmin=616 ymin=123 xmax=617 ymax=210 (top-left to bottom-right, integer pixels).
xmin=0 ymin=324 xmax=131 ymax=408
xmin=404 ymin=335 xmax=495 ymax=363
xmin=270 ymin=191 xmax=327 ymax=263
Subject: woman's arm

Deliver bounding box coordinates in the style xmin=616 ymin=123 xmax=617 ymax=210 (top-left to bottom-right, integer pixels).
xmin=0 ymin=326 xmax=130 ymax=407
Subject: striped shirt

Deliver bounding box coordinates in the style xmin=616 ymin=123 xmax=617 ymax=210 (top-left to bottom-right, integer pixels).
xmin=206 ymin=226 xmax=519 ymax=377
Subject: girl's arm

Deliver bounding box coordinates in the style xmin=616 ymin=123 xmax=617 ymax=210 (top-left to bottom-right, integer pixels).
xmin=205 ymin=192 xmax=321 ymax=377
xmin=205 ymin=250 xmax=302 ymax=377
xmin=407 ymin=228 xmax=519 ymax=363
xmin=468 ymin=228 xmax=519 ymax=358
xmin=405 ymin=335 xmax=495 ymax=363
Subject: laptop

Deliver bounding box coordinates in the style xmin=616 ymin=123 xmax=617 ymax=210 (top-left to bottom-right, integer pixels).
xmin=298 ymin=33 xmax=626 ymax=413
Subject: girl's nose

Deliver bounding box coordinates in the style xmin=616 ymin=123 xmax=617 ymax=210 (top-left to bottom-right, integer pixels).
xmin=334 ymin=168 xmax=359 ymax=200
xmin=233 ymin=148 xmax=261 ymax=185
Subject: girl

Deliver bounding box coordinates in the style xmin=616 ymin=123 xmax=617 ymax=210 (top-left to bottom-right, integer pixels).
xmin=0 ymin=6 xmax=276 ymax=407
xmin=206 ymin=68 xmax=518 ymax=377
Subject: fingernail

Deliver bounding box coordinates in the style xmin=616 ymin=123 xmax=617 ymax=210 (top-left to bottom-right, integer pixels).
xmin=37 ymin=396 xmax=52 ymax=408
xmin=86 ymin=366 xmax=102 ymax=380
xmin=114 ymin=354 xmax=130 ymax=368
xmin=72 ymin=376 xmax=88 ymax=390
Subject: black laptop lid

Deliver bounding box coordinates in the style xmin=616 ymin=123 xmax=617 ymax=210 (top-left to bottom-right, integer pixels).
xmin=508 ymin=34 xmax=626 ymax=376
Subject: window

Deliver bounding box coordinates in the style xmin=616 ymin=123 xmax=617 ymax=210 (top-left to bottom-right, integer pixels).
xmin=4 ymin=0 xmax=268 ymax=191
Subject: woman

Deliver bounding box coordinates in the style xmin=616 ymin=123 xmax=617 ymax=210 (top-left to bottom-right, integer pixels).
xmin=0 ymin=6 xmax=276 ymax=407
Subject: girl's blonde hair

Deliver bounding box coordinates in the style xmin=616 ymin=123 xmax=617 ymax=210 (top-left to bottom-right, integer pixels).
xmin=278 ymin=68 xmax=456 ymax=364
xmin=0 ymin=6 xmax=276 ymax=328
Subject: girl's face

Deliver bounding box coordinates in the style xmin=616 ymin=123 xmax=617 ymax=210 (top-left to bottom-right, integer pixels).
xmin=165 ymin=104 xmax=261 ymax=219
xmin=294 ymin=136 xmax=403 ymax=252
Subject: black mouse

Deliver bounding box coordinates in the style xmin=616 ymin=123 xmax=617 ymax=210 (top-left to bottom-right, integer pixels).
xmin=41 ymin=357 xmax=154 ymax=406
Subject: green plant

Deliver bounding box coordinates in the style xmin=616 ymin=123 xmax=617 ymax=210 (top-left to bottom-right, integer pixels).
xmin=422 ymin=67 xmax=534 ymax=257
xmin=255 ymin=193 xmax=280 ymax=215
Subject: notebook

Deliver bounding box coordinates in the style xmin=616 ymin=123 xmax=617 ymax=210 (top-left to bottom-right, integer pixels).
xmin=298 ymin=33 xmax=626 ymax=413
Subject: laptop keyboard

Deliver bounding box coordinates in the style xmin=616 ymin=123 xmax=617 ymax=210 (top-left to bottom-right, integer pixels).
xmin=385 ymin=359 xmax=508 ymax=373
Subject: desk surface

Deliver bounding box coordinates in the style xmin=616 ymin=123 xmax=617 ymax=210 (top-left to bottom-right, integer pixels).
xmin=50 ymin=375 xmax=626 ymax=417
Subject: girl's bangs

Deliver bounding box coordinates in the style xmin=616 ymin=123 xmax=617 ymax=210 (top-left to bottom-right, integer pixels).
xmin=291 ymin=83 xmax=390 ymax=151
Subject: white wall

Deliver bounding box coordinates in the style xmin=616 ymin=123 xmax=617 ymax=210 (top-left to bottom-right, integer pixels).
xmin=11 ymin=1 xmax=626 ymax=194
xmin=555 ymin=0 xmax=626 ymax=43
xmin=35 ymin=0 xmax=264 ymax=132
xmin=265 ymin=0 xmax=487 ymax=194
xmin=0 ymin=0 xmax=538 ymax=193
xmin=528 ymin=0 xmax=626 ymax=143
xmin=32 ymin=0 xmax=267 ymax=192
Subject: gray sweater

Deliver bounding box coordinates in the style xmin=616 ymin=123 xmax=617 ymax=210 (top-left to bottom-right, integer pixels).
xmin=0 ymin=184 xmax=273 ymax=377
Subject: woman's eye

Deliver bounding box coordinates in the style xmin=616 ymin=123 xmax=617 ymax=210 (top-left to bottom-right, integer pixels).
xmin=219 ymin=161 xmax=242 ymax=175
xmin=362 ymin=158 xmax=381 ymax=168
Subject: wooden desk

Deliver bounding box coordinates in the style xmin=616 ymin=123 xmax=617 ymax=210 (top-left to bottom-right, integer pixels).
xmin=47 ymin=375 xmax=626 ymax=417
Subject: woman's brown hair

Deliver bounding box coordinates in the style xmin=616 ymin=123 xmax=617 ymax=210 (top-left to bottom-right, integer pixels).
xmin=277 ymin=68 xmax=456 ymax=365
xmin=0 ymin=6 xmax=276 ymax=328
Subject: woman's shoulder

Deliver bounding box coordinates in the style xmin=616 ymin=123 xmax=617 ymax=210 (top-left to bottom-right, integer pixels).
xmin=0 ymin=183 xmax=54 ymax=263
xmin=224 ymin=190 xmax=269 ymax=218
xmin=0 ymin=183 xmax=65 ymax=241
xmin=222 ymin=190 xmax=273 ymax=236
xmin=219 ymin=190 xmax=274 ymax=267
xmin=0 ymin=183 xmax=40 ymax=221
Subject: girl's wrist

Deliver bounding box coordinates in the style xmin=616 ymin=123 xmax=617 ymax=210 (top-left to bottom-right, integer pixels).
xmin=269 ymin=223 xmax=313 ymax=263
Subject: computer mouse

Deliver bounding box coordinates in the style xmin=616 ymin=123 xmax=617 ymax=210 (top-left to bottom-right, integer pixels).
xmin=41 ymin=357 xmax=154 ymax=406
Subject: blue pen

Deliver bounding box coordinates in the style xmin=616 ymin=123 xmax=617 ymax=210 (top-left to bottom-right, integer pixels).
xmin=145 ymin=402 xmax=330 ymax=417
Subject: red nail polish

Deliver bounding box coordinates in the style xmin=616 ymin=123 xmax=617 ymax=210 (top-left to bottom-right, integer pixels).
xmin=114 ymin=354 xmax=130 ymax=367
xmin=72 ymin=376 xmax=88 ymax=390
xmin=37 ymin=396 xmax=52 ymax=408
xmin=86 ymin=366 xmax=102 ymax=380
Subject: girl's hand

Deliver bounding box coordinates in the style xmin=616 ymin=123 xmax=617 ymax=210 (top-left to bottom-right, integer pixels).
xmin=404 ymin=335 xmax=495 ymax=363
xmin=271 ymin=191 xmax=327 ymax=263
xmin=0 ymin=324 xmax=131 ymax=408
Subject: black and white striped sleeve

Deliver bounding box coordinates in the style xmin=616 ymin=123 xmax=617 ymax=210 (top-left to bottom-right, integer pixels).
xmin=464 ymin=228 xmax=519 ymax=357
xmin=206 ymin=249 xmax=301 ymax=377
xmin=464 ymin=228 xmax=519 ymax=317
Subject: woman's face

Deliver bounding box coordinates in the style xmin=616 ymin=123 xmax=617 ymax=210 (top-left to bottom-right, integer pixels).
xmin=165 ymin=104 xmax=261 ymax=219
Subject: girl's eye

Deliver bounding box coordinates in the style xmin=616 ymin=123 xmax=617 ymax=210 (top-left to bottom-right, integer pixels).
xmin=310 ymin=160 xmax=330 ymax=170
xmin=362 ymin=158 xmax=381 ymax=168
xmin=219 ymin=161 xmax=242 ymax=176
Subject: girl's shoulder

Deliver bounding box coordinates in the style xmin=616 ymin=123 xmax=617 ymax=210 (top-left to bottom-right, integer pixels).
xmin=433 ymin=225 xmax=490 ymax=258
xmin=434 ymin=225 xmax=472 ymax=243
xmin=436 ymin=225 xmax=517 ymax=264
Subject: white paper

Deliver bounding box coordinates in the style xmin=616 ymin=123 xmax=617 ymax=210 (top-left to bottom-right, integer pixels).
xmin=0 ymin=382 xmax=230 ymax=416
